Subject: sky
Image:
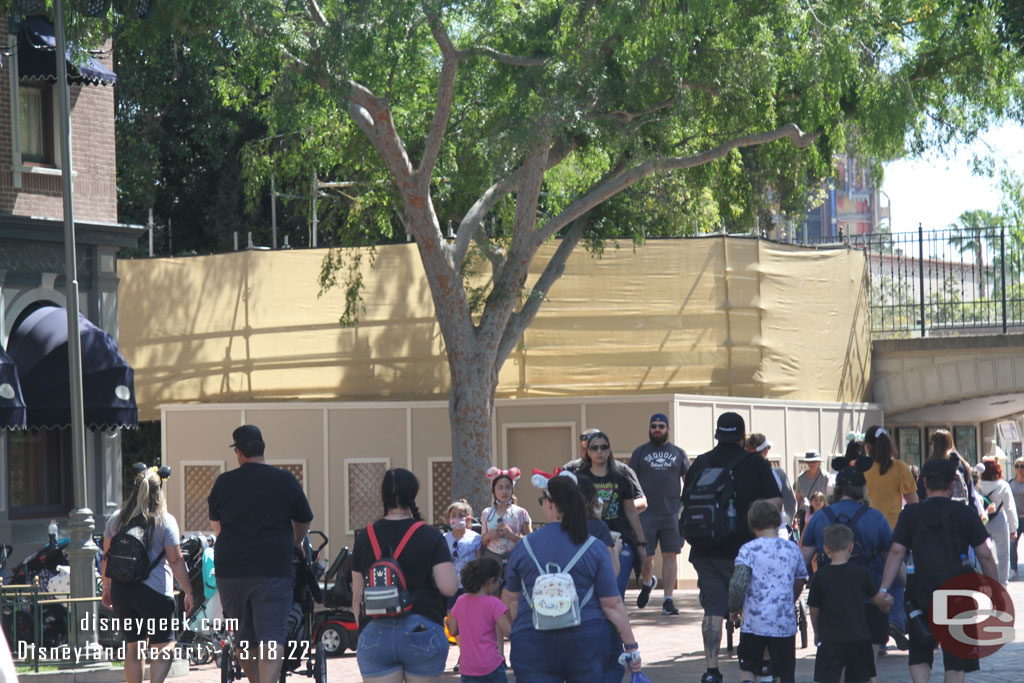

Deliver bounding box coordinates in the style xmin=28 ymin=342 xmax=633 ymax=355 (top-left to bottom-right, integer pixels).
xmin=881 ymin=122 xmax=1024 ymax=232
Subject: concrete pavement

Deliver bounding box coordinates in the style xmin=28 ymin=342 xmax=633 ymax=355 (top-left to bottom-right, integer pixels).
xmin=178 ymin=578 xmax=1024 ymax=682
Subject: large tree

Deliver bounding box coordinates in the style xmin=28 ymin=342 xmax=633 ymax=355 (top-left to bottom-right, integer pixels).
xmin=105 ymin=1 xmax=1024 ymax=509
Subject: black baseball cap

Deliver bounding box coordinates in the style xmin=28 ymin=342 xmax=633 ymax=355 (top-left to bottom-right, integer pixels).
xmin=835 ymin=465 xmax=866 ymax=487
xmin=715 ymin=412 xmax=745 ymax=441
xmin=229 ymin=425 xmax=265 ymax=454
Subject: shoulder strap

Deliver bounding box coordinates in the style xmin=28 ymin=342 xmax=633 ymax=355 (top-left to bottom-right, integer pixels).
xmin=822 ymin=507 xmax=838 ymax=525
xmin=725 ymin=451 xmax=748 ymax=471
xmin=563 ymin=535 xmax=597 ymax=574
xmin=849 ymin=505 xmax=870 ymax=526
xmin=392 ymin=521 xmax=426 ymax=560
xmin=520 ymin=535 xmax=545 ymax=575
xmin=366 ymin=522 xmax=383 ymax=560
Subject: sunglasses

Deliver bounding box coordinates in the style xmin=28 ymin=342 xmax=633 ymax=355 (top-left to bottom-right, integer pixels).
xmin=1016 ymin=465 xmax=1024 ymax=470
xmin=451 ymin=542 xmax=459 ymax=559
xmin=537 ymin=495 xmax=549 ymax=506
xmin=589 ymin=444 xmax=610 ymax=451
xmin=650 ymin=423 xmax=668 ymax=430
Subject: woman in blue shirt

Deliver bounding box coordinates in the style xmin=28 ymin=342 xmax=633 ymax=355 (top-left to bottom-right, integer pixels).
xmin=502 ymin=475 xmax=642 ymax=682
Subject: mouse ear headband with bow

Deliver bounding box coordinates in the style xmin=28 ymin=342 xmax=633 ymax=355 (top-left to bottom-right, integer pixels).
xmin=485 ymin=466 xmax=522 ymax=484
xmin=531 ymin=467 xmax=578 ymax=490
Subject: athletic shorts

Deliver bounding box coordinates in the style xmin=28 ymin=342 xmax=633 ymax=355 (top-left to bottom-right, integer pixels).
xmin=217 ymin=576 xmax=293 ymax=646
xmin=691 ymin=555 xmax=735 ymax=618
xmin=110 ymin=581 xmax=177 ymax=643
xmin=737 ymin=632 xmax=795 ymax=683
xmin=864 ymin=603 xmax=888 ymax=645
xmin=907 ymin=627 xmax=980 ymax=673
xmin=639 ymin=512 xmax=683 ymax=554
xmin=813 ymin=641 xmax=875 ymax=683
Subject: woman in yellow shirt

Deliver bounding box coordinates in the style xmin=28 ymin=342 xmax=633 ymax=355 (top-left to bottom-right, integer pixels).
xmin=862 ymin=425 xmax=919 ymax=529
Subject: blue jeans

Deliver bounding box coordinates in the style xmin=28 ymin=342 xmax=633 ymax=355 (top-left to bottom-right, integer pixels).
xmin=616 ymin=544 xmax=634 ymax=598
xmin=461 ymin=662 xmax=509 ymax=683
xmin=510 ymin=619 xmax=609 ymax=682
xmin=887 ymin=577 xmax=906 ymax=632
xmin=1012 ymin=516 xmax=1023 ymax=571
xmin=356 ymin=613 xmax=449 ymax=678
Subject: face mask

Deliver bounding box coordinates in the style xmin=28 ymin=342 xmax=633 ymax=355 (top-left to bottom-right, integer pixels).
xmin=449 ymin=518 xmax=467 ymax=529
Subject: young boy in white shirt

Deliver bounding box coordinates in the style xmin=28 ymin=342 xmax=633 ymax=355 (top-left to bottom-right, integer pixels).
xmin=728 ymin=499 xmax=808 ymax=683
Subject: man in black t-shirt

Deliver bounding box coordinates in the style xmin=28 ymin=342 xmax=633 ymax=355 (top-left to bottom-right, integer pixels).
xmin=631 ymin=413 xmax=689 ymax=614
xmin=209 ymin=425 xmax=313 ymax=683
xmin=682 ymin=412 xmax=782 ymax=683
xmin=880 ymin=458 xmax=997 ymax=683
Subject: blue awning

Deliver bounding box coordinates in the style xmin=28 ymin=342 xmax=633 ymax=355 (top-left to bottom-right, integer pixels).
xmin=0 ymin=347 xmax=27 ymax=429
xmin=19 ymin=16 xmax=117 ymax=86
xmin=7 ymin=305 xmax=137 ymax=430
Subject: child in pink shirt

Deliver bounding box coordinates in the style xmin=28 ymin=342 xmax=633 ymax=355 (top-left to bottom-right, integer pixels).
xmin=449 ymin=558 xmax=512 ymax=682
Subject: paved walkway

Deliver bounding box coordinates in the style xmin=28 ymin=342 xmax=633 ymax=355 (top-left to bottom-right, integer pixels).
xmin=180 ymin=579 xmax=1024 ymax=682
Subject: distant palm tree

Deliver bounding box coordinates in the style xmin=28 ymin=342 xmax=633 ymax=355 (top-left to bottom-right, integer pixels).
xmin=948 ymin=209 xmax=1002 ymax=299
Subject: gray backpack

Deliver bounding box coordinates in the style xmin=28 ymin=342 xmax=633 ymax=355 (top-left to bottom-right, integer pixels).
xmin=521 ymin=535 xmax=597 ymax=631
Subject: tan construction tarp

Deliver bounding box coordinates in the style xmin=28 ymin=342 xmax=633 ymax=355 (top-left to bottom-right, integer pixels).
xmin=118 ymin=238 xmax=870 ymax=420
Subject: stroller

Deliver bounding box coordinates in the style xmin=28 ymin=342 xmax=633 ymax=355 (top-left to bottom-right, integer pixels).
xmin=221 ymin=531 xmax=329 ymax=683
xmin=313 ymin=547 xmax=358 ymax=656
xmin=175 ymin=533 xmax=221 ymax=665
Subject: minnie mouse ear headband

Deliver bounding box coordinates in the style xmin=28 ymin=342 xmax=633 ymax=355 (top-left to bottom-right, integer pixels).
xmin=485 ymin=466 xmax=521 ymax=483
xmin=531 ymin=467 xmax=578 ymax=490
xmin=132 ymin=463 xmax=172 ymax=481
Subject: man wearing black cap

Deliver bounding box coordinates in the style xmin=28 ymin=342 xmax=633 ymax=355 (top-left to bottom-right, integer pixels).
xmin=880 ymin=458 xmax=997 ymax=683
xmin=630 ymin=412 xmax=689 ymax=614
xmin=801 ymin=465 xmax=894 ymax=667
xmin=681 ymin=412 xmax=782 ymax=683
xmin=209 ymin=425 xmax=314 ymax=683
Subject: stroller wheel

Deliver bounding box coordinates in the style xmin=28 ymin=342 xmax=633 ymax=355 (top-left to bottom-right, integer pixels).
xmin=313 ymin=646 xmax=327 ymax=683
xmin=317 ymin=623 xmax=347 ymax=657
xmin=220 ymin=641 xmax=236 ymax=683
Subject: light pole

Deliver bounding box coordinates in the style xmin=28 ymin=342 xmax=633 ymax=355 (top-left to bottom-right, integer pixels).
xmin=53 ymin=0 xmax=99 ymax=652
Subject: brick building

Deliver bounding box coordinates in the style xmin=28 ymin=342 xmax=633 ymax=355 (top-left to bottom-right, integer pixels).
xmin=0 ymin=14 xmax=140 ymax=552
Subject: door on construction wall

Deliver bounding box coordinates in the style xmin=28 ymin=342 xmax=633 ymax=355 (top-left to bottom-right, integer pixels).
xmin=503 ymin=424 xmax=576 ymax=526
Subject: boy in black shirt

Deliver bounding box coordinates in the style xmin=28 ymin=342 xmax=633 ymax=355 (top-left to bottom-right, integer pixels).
xmin=808 ymin=524 xmax=893 ymax=683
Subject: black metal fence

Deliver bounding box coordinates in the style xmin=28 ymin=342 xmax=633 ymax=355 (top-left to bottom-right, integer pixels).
xmin=804 ymin=226 xmax=1024 ymax=337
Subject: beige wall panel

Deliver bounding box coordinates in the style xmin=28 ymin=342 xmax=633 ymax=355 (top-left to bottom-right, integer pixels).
xmin=675 ymin=402 xmax=716 ymax=454
xmin=329 ymin=407 xmax=408 ymax=463
xmin=496 ymin=403 xmax=580 ymax=431
xmin=584 ymin=400 xmax=672 ymax=462
xmin=411 ymin=407 xmax=455 ymax=523
xmin=786 ymin=408 xmax=823 ymax=469
xmin=505 ymin=426 xmax=573 ymax=524
xmin=163 ymin=409 xmax=242 ymax=521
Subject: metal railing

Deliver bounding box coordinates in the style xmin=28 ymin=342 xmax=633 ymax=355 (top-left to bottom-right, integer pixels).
xmin=796 ymin=226 xmax=1024 ymax=337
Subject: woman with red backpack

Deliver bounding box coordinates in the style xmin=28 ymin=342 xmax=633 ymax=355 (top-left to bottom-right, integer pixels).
xmin=351 ymin=468 xmax=458 ymax=682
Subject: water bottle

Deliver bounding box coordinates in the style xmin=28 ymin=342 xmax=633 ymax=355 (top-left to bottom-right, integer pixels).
xmin=906 ymin=549 xmax=915 ymax=575
xmin=48 ymin=520 xmax=58 ymax=545
xmin=726 ymin=499 xmax=737 ymax=534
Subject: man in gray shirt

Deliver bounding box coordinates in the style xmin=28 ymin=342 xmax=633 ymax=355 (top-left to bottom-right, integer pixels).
xmin=630 ymin=413 xmax=689 ymax=615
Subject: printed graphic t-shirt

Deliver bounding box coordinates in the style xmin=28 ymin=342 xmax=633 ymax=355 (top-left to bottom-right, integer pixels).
xmin=734 ymin=536 xmax=808 ymax=637
xmin=630 ymin=442 xmax=690 ymax=517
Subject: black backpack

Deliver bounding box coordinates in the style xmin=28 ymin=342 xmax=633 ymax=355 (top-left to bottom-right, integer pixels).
xmin=104 ymin=516 xmax=164 ymax=583
xmin=814 ymin=505 xmax=883 ymax=569
xmin=905 ymin=502 xmax=974 ymax=606
xmin=680 ymin=452 xmax=747 ymax=546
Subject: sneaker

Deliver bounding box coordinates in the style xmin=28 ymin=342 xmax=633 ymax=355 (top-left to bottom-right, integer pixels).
xmin=661 ymin=597 xmax=679 ymax=615
xmin=636 ymin=574 xmax=657 ymax=608
xmin=700 ymin=671 xmax=723 ymax=683
xmin=755 ymin=660 xmax=773 ymax=682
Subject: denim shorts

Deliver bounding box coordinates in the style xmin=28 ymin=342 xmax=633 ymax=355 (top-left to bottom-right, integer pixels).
xmin=461 ymin=661 xmax=509 ymax=683
xmin=356 ymin=613 xmax=449 ymax=678
xmin=510 ymin=619 xmax=609 ymax=683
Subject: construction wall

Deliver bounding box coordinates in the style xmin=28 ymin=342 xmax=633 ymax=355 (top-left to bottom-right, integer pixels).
xmin=162 ymin=394 xmax=881 ymax=588
xmin=118 ymin=237 xmax=871 ymax=419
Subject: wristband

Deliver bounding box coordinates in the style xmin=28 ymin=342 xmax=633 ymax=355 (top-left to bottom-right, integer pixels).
xmin=636 ymin=541 xmax=647 ymax=547
xmin=879 ymin=588 xmax=888 ymax=593
xmin=622 ymin=642 xmax=638 ymax=651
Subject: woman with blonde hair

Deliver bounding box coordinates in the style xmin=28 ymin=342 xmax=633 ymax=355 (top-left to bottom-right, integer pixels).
xmin=102 ymin=466 xmax=193 ymax=683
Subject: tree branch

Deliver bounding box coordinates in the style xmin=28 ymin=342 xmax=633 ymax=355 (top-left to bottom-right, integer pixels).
xmin=533 ymin=123 xmax=819 ymax=247
xmin=591 ymin=97 xmax=676 ymax=122
xmin=453 ymin=140 xmax=576 ymax=270
xmin=496 ymin=218 xmax=586 ymax=367
xmin=304 ymin=0 xmax=328 ymax=28
xmin=419 ymin=14 xmax=460 ymax=180
xmin=458 ymin=46 xmax=548 ymax=67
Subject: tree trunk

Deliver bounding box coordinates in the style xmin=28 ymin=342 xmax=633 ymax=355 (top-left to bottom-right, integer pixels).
xmin=448 ymin=350 xmax=498 ymax=519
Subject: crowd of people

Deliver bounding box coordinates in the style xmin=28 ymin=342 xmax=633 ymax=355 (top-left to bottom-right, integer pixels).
xmin=95 ymin=418 xmax=1017 ymax=683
